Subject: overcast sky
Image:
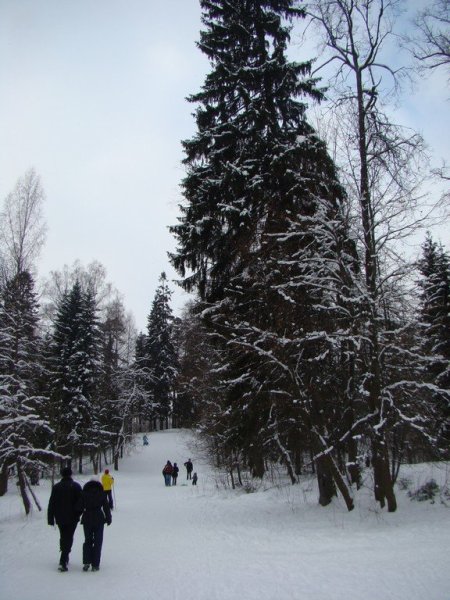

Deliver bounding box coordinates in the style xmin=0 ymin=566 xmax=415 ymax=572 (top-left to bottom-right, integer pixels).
xmin=0 ymin=0 xmax=448 ymax=331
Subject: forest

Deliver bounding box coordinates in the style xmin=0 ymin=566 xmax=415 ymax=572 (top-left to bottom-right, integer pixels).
xmin=1 ymin=0 xmax=449 ymax=515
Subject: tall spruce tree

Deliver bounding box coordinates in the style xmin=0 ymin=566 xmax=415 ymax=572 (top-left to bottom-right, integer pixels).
xmin=418 ymin=234 xmax=450 ymax=452
xmin=133 ymin=332 xmax=155 ymax=427
xmin=50 ymin=281 xmax=100 ymax=468
xmin=170 ymin=0 xmax=359 ymax=509
xmin=0 ymin=271 xmax=53 ymax=511
xmin=145 ymin=273 xmax=178 ymax=429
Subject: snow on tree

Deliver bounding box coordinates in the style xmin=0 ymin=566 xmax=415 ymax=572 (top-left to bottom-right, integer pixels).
xmin=170 ymin=0 xmax=358 ymax=510
xmin=143 ymin=273 xmax=178 ymax=430
xmin=49 ymin=281 xmax=101 ymax=469
xmin=0 ymin=271 xmax=54 ymax=512
xmin=0 ymin=169 xmax=46 ymax=285
xmin=305 ymin=0 xmax=442 ymax=512
xmin=417 ymin=234 xmax=450 ymax=453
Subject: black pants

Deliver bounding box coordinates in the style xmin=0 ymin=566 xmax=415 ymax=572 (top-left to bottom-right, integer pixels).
xmin=58 ymin=522 xmax=78 ymax=566
xmin=83 ymin=522 xmax=104 ymax=568
xmin=187 ymin=471 xmax=192 ymax=480
xmin=105 ymin=489 xmax=113 ymax=509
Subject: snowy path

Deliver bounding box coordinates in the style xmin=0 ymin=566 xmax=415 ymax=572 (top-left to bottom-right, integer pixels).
xmin=1 ymin=429 xmax=449 ymax=600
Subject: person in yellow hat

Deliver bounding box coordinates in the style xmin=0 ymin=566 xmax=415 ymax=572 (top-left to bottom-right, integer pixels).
xmin=101 ymin=469 xmax=114 ymax=510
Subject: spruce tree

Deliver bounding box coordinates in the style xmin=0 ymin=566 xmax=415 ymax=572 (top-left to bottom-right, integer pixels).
xmin=133 ymin=332 xmax=155 ymax=427
xmin=170 ymin=0 xmax=358 ymax=509
xmin=50 ymin=281 xmax=100 ymax=467
xmin=145 ymin=273 xmax=178 ymax=429
xmin=418 ymin=234 xmax=450 ymax=452
xmin=0 ymin=271 xmax=53 ymax=511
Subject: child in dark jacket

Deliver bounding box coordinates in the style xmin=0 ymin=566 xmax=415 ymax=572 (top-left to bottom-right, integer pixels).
xmin=172 ymin=463 xmax=179 ymax=485
xmin=78 ymin=480 xmax=112 ymax=572
xmin=192 ymin=472 xmax=198 ymax=486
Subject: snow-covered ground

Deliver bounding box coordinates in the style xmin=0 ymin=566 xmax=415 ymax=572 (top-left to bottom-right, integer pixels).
xmin=1 ymin=429 xmax=449 ymax=600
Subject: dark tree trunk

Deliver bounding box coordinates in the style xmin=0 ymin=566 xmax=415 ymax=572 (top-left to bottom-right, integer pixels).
xmin=29 ymin=465 xmax=40 ymax=486
xmin=249 ymin=449 xmax=265 ymax=479
xmin=0 ymin=463 xmax=9 ymax=496
xmin=236 ymin=461 xmax=243 ymax=486
xmin=347 ymin=435 xmax=361 ymax=489
xmin=294 ymin=449 xmax=302 ymax=476
xmin=17 ymin=461 xmax=31 ymax=515
xmin=285 ymin=460 xmax=297 ymax=485
xmin=316 ymin=454 xmax=336 ymax=507
xmin=373 ymin=439 xmax=397 ymax=512
xmin=229 ymin=468 xmax=236 ymax=490
xmin=323 ymin=452 xmax=355 ymax=511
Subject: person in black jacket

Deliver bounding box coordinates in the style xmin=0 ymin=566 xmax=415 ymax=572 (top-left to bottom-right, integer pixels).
xmin=184 ymin=459 xmax=193 ymax=480
xmin=47 ymin=467 xmax=82 ymax=572
xmin=78 ymin=479 xmax=112 ymax=572
xmin=172 ymin=462 xmax=179 ymax=485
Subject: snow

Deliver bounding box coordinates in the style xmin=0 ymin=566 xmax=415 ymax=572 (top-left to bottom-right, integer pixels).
xmin=1 ymin=429 xmax=449 ymax=600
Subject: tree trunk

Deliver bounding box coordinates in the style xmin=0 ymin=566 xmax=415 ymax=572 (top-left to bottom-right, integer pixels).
xmin=294 ymin=449 xmax=302 ymax=476
xmin=229 ymin=468 xmax=236 ymax=490
xmin=25 ymin=475 xmax=42 ymax=511
xmin=0 ymin=463 xmax=9 ymax=496
xmin=92 ymin=452 xmax=99 ymax=475
xmin=17 ymin=461 xmax=31 ymax=515
xmin=323 ymin=452 xmax=354 ymax=511
xmin=373 ymin=439 xmax=397 ymax=512
xmin=314 ymin=438 xmax=354 ymax=511
xmin=347 ymin=435 xmax=361 ymax=489
xmin=316 ymin=454 xmax=336 ymax=507
xmin=236 ymin=461 xmax=243 ymax=486
xmin=29 ymin=465 xmax=40 ymax=486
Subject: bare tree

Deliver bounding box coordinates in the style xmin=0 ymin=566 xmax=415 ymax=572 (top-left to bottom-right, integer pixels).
xmin=0 ymin=168 xmax=46 ymax=283
xmin=407 ymin=0 xmax=450 ymax=76
xmin=306 ymin=0 xmax=439 ymax=512
xmin=41 ymin=259 xmax=114 ymax=327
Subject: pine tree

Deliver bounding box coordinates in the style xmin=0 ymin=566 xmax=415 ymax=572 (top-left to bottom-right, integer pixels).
xmin=418 ymin=234 xmax=450 ymax=452
xmin=171 ymin=0 xmax=321 ymax=301
xmin=0 ymin=271 xmax=53 ymax=511
xmin=133 ymin=332 xmax=155 ymax=427
xmin=50 ymin=281 xmax=100 ymax=468
xmin=170 ymin=0 xmax=358 ymax=509
xmin=145 ymin=273 xmax=178 ymax=429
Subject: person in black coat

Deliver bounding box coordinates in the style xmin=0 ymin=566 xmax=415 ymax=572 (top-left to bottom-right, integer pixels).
xmin=184 ymin=459 xmax=193 ymax=480
xmin=78 ymin=479 xmax=112 ymax=572
xmin=47 ymin=467 xmax=82 ymax=572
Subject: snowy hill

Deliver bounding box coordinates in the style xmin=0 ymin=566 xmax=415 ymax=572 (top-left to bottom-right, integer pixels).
xmin=0 ymin=429 xmax=449 ymax=600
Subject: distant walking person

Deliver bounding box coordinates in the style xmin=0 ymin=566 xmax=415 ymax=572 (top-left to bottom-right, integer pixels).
xmin=47 ymin=467 xmax=82 ymax=572
xmin=184 ymin=459 xmax=193 ymax=480
xmin=172 ymin=462 xmax=179 ymax=485
xmin=162 ymin=461 xmax=173 ymax=486
xmin=192 ymin=472 xmax=198 ymax=486
xmin=78 ymin=480 xmax=112 ymax=572
xmin=143 ymin=434 xmax=149 ymax=446
xmin=101 ymin=469 xmax=114 ymax=510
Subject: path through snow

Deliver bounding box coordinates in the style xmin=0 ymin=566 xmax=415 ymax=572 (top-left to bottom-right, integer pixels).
xmin=0 ymin=429 xmax=449 ymax=600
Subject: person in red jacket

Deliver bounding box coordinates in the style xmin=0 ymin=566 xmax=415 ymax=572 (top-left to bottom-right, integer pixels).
xmin=162 ymin=461 xmax=173 ymax=486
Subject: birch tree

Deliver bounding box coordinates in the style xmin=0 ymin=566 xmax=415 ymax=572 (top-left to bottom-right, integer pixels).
xmin=306 ymin=0 xmax=437 ymax=511
xmin=0 ymin=169 xmax=46 ymax=284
